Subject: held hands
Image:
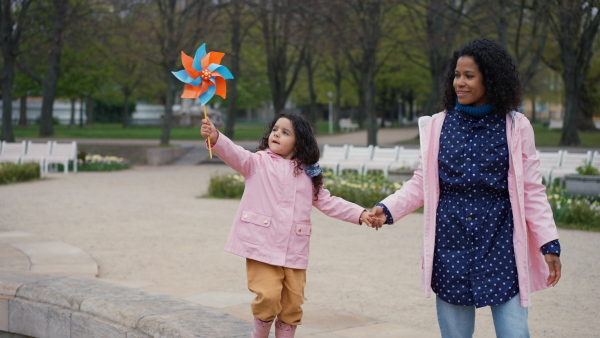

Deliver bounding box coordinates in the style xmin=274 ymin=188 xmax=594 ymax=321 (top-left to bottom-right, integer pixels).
xmin=359 ymin=207 xmax=386 ymax=231
xmin=200 ymin=118 xmax=219 ymax=145
xmin=368 ymin=206 xmax=387 ymax=230
xmin=544 ymin=253 xmax=562 ymax=287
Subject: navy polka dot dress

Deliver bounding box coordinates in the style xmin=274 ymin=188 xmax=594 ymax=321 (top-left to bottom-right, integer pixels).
xmin=432 ymin=109 xmax=520 ymax=307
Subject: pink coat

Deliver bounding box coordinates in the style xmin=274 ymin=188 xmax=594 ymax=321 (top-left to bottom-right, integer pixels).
xmin=212 ymin=133 xmax=365 ymax=269
xmin=381 ymin=111 xmax=559 ymax=307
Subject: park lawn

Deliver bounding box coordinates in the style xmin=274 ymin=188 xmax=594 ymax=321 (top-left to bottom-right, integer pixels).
xmin=12 ymin=120 xmax=338 ymax=142
xmin=398 ymin=123 xmax=600 ymax=148
xmin=12 ymin=121 xmax=600 ymax=147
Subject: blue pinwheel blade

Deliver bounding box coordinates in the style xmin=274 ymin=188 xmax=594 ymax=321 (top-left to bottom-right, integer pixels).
xmin=199 ymin=84 xmax=216 ymax=106
xmin=192 ymin=44 xmax=207 ymax=71
xmin=212 ymin=65 xmax=234 ymax=80
xmin=172 ymin=70 xmax=195 ymax=84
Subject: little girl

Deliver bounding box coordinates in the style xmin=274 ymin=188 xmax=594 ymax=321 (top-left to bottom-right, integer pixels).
xmin=200 ymin=111 xmax=373 ymax=338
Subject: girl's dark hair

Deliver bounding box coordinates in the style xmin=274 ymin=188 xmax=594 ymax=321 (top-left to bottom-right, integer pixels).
xmin=258 ymin=110 xmax=323 ymax=200
xmin=439 ymin=38 xmax=523 ymax=115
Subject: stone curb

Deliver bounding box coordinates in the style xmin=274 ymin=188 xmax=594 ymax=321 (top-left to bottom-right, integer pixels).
xmin=0 ymin=270 xmax=249 ymax=337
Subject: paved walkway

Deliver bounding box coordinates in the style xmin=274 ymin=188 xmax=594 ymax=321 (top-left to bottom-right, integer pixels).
xmin=2 ymin=128 xmax=599 ymax=337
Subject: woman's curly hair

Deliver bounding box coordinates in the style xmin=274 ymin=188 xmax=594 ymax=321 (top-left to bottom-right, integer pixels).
xmin=439 ymin=38 xmax=523 ymax=115
xmin=258 ymin=110 xmax=323 ymax=200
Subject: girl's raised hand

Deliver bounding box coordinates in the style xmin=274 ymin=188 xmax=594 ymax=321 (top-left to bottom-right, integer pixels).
xmin=200 ymin=118 xmax=219 ymax=144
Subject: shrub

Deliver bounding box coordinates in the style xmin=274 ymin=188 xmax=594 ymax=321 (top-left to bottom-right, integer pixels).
xmin=322 ymin=171 xmax=403 ymax=207
xmin=207 ymin=173 xmax=245 ymax=198
xmin=0 ymin=162 xmax=41 ymax=184
xmin=576 ymin=161 xmax=600 ymax=176
xmin=205 ymin=171 xmax=402 ymax=207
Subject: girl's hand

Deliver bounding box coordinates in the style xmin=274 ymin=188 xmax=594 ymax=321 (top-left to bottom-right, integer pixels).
xmin=544 ymin=253 xmax=562 ymax=287
xmin=359 ymin=210 xmax=379 ymax=230
xmin=200 ymin=118 xmax=219 ymax=144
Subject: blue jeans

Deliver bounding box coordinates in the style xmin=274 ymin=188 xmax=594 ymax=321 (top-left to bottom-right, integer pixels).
xmin=436 ymin=294 xmax=529 ymax=338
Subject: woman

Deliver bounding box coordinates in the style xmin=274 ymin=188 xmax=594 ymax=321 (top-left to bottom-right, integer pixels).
xmin=370 ymin=39 xmax=561 ymax=337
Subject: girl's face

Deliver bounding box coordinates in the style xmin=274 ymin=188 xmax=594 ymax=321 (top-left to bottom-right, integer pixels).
xmin=454 ymin=56 xmax=488 ymax=107
xmin=268 ymin=117 xmax=296 ymax=159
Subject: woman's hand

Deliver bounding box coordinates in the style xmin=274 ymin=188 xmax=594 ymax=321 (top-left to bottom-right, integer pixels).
xmin=544 ymin=253 xmax=561 ymax=287
xmin=368 ymin=206 xmax=387 ymax=230
xmin=200 ymin=118 xmax=219 ymax=144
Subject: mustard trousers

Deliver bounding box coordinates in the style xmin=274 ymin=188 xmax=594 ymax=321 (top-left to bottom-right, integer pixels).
xmin=246 ymin=258 xmax=306 ymax=325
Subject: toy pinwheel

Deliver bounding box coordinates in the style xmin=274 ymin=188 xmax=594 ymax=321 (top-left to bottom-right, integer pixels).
xmin=172 ymin=43 xmax=234 ymax=158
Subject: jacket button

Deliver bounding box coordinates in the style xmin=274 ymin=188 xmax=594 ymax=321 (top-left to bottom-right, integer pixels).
xmin=244 ymin=215 xmax=248 ymax=218
xmin=466 ymin=217 xmax=472 ymax=221
xmin=263 ymin=220 xmax=268 ymax=224
xmin=298 ymin=228 xmax=302 ymax=233
xmin=466 ymin=158 xmax=471 ymax=162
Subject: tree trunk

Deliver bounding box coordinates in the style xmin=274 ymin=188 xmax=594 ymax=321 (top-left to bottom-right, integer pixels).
xmin=123 ymin=91 xmax=130 ymax=129
xmin=160 ymin=77 xmax=177 ymax=146
xmin=122 ymin=86 xmax=131 ymax=129
xmin=19 ymin=95 xmax=27 ymax=127
xmin=577 ymin=82 xmax=597 ymax=131
xmin=530 ymin=96 xmax=536 ymax=123
xmin=305 ymin=51 xmax=318 ymax=124
xmin=560 ymin=60 xmax=581 ymax=145
xmin=1 ymin=59 xmax=15 ymax=141
xmin=1 ymin=0 xmax=32 ymax=141
xmin=86 ymin=95 xmax=93 ymax=126
xmin=224 ymin=0 xmax=242 ymax=139
xmin=70 ymin=97 xmax=76 ymax=126
xmin=79 ymin=96 xmax=84 ymax=128
xmin=39 ymin=0 xmax=68 ymax=137
xmin=496 ymin=0 xmax=508 ymax=48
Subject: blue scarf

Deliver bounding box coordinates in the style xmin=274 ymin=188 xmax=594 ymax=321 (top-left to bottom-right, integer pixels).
xmin=455 ymin=98 xmax=494 ymax=118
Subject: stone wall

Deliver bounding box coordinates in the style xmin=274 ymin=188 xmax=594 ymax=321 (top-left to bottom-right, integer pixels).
xmin=0 ymin=271 xmax=248 ymax=337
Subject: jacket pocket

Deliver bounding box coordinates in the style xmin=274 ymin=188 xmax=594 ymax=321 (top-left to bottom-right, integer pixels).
xmin=237 ymin=209 xmax=272 ymax=245
xmin=292 ymin=223 xmax=312 ymax=256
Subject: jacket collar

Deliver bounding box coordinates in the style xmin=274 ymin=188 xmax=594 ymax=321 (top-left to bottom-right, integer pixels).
xmin=265 ymin=147 xmax=288 ymax=160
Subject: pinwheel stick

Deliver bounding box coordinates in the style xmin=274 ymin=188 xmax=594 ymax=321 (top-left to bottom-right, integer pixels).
xmin=204 ymin=105 xmax=212 ymax=158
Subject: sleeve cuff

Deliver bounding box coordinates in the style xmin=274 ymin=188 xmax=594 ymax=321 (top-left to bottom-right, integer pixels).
xmin=541 ymin=240 xmax=561 ymax=256
xmin=375 ymin=202 xmax=394 ymax=224
xmin=205 ymin=130 xmax=220 ymax=149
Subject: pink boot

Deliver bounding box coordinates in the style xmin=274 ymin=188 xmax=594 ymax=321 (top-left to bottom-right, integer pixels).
xmin=252 ymin=317 xmax=273 ymax=338
xmin=275 ymin=319 xmax=297 ymax=338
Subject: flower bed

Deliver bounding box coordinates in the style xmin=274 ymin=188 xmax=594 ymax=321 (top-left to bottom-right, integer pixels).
xmin=546 ymin=186 xmax=600 ymax=231
xmin=77 ymin=154 xmax=131 ymax=171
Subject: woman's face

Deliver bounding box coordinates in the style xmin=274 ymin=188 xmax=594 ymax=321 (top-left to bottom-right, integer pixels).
xmin=268 ymin=117 xmax=296 ymax=159
xmin=454 ymin=56 xmax=488 ymax=107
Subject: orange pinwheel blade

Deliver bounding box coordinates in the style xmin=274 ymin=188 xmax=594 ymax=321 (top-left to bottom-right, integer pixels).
xmin=201 ymin=52 xmax=225 ymax=69
xmin=181 ymin=84 xmax=203 ymax=98
xmin=214 ymin=76 xmax=227 ymax=99
xmin=181 ymin=52 xmax=200 ymax=78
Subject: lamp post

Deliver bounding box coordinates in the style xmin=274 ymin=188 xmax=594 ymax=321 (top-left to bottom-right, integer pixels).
xmin=327 ymin=91 xmax=333 ymax=134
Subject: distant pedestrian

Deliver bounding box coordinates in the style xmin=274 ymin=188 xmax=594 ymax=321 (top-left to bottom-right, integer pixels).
xmin=370 ymin=38 xmax=562 ymax=337
xmin=200 ymin=111 xmax=374 ymax=337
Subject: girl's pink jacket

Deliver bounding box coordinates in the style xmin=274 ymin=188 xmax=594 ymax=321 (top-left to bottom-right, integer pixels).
xmin=381 ymin=111 xmax=559 ymax=307
xmin=212 ymin=133 xmax=364 ymax=270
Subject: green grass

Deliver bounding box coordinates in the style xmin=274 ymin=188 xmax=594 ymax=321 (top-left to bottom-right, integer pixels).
xmin=12 ymin=121 xmax=339 ymax=142
xmin=13 ymin=120 xmax=599 ymax=147
xmin=398 ymin=122 xmax=600 ymax=147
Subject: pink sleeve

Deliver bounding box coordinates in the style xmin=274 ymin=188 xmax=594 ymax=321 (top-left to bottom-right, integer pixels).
xmin=312 ymin=187 xmax=365 ymax=225
xmin=519 ymin=117 xmax=559 ymax=247
xmin=210 ymin=132 xmax=261 ymax=178
xmin=380 ymin=164 xmax=425 ymax=223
